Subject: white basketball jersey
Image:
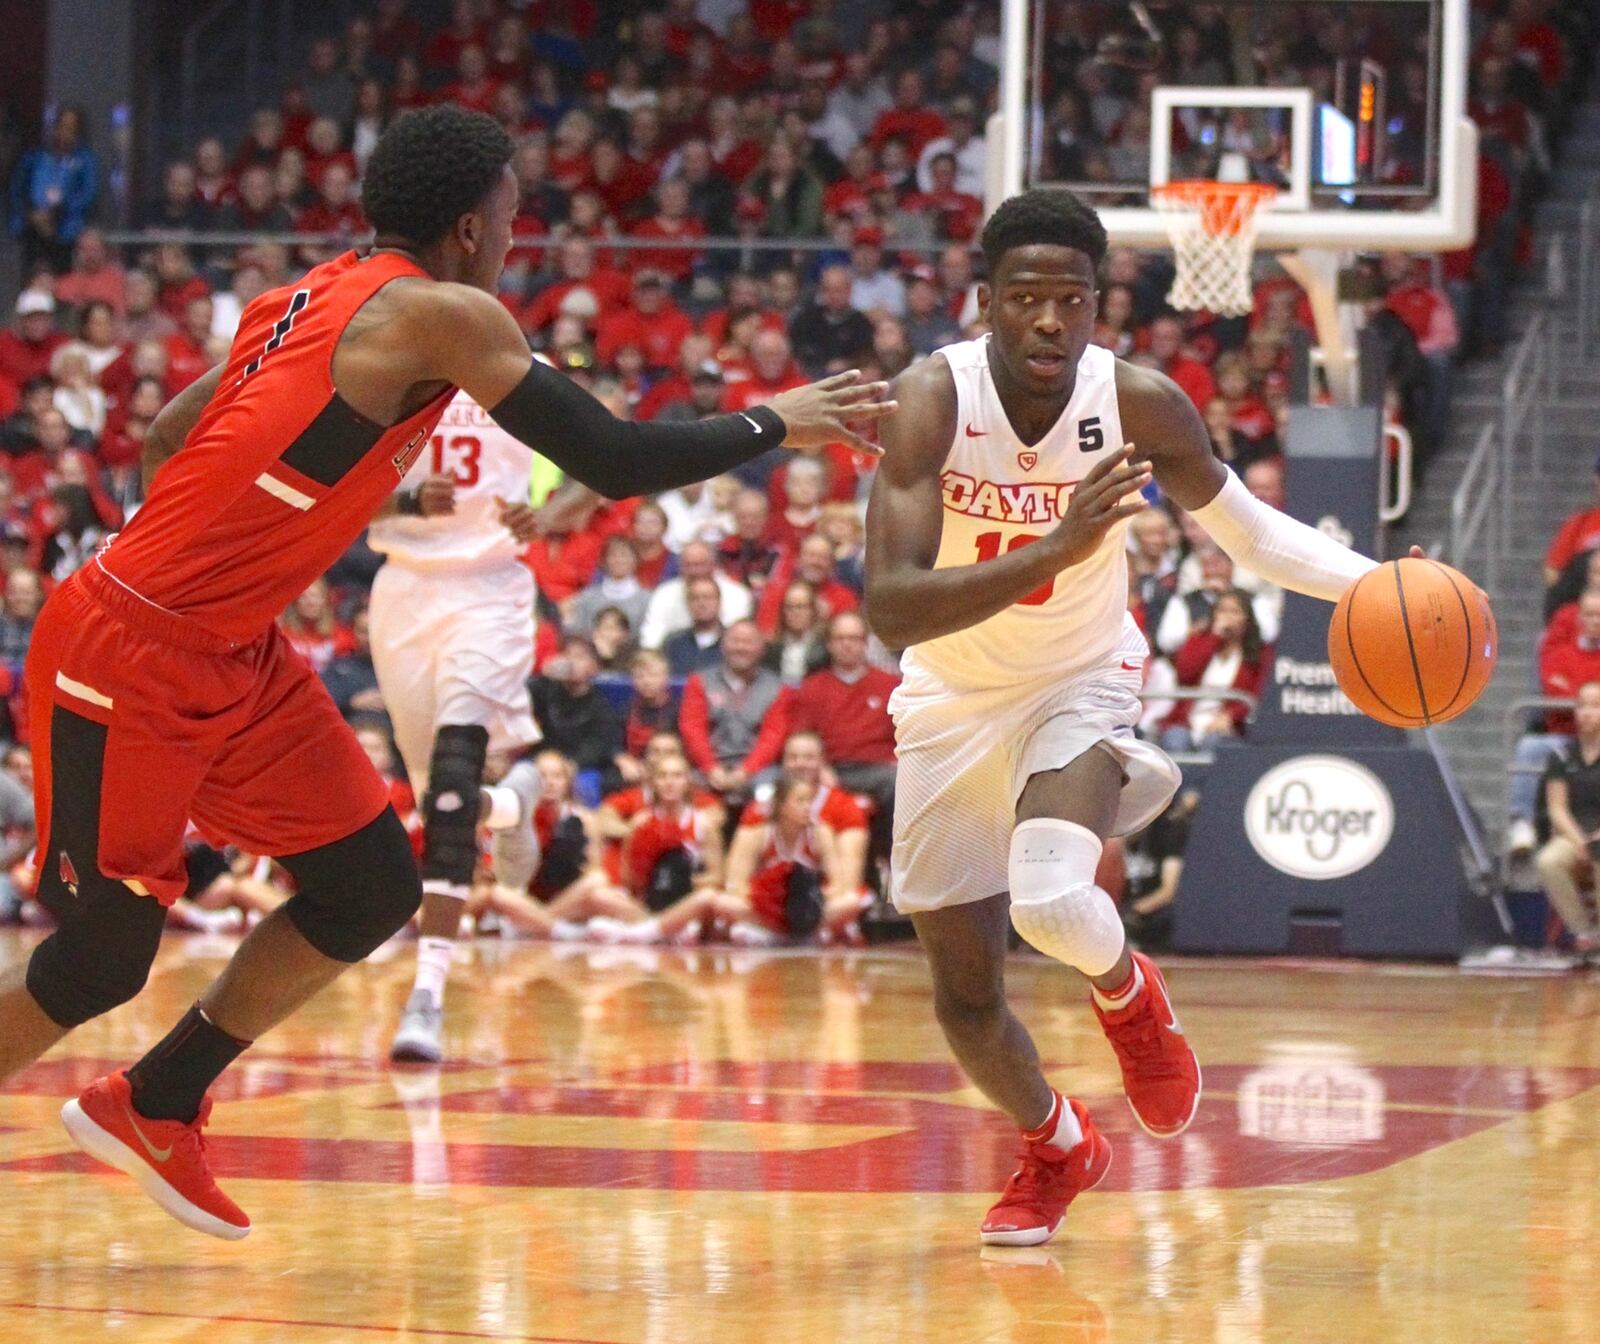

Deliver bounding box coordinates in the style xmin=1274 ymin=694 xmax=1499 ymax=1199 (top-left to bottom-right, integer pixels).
xmin=370 ymin=390 xmax=532 ymax=572
xmin=901 ymin=337 xmax=1143 ymax=690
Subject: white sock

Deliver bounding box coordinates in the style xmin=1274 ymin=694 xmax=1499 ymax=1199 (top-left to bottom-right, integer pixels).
xmin=412 ymin=936 xmax=455 ymax=1006
xmin=1092 ymin=959 xmax=1145 ymax=1012
xmin=1026 ymin=1090 xmax=1085 ymax=1151
xmin=1049 ymin=1099 xmax=1085 ymax=1150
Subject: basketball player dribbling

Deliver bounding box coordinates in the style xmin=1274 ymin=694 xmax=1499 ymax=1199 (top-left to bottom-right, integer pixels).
xmin=865 ymin=189 xmax=1418 ymax=1246
xmin=0 ymin=105 xmax=892 ymax=1240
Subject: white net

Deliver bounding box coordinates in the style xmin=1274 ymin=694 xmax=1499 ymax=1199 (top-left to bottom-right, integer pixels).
xmin=1151 ymin=181 xmax=1278 ymax=316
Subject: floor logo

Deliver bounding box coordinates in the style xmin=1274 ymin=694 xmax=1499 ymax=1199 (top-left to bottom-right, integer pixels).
xmin=1244 ymin=755 xmax=1394 ymax=880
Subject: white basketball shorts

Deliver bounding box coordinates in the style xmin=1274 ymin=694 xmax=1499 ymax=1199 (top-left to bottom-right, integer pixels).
xmin=368 ymin=559 xmax=539 ymax=794
xmin=888 ymin=624 xmax=1181 ymax=915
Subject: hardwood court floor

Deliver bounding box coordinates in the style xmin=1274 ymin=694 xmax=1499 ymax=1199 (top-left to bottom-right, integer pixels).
xmin=1 ymin=929 xmax=1598 ymax=1344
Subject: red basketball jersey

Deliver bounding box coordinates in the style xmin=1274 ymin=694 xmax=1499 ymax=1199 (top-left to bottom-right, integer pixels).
xmin=102 ymin=251 xmax=454 ymax=643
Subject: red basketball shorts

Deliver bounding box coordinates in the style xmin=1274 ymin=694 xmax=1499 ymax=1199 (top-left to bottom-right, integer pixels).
xmin=26 ymin=563 xmax=391 ymax=905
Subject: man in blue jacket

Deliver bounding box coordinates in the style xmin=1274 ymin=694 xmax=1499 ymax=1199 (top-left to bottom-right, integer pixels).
xmin=9 ymin=107 xmax=99 ymax=274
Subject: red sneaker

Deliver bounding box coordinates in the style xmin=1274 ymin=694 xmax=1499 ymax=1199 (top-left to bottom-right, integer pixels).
xmin=60 ymin=1071 xmax=250 ymax=1240
xmin=980 ymin=1100 xmax=1111 ymax=1246
xmin=1093 ymin=951 xmax=1202 ymax=1138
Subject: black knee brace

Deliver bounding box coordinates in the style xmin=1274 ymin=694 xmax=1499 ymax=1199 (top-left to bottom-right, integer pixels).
xmin=26 ymin=873 xmax=167 ymax=1028
xmin=279 ymin=806 xmax=422 ymax=962
xmin=420 ymin=724 xmax=488 ymax=889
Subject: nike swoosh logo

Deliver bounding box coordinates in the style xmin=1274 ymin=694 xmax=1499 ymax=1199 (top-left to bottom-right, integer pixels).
xmin=121 ymin=1100 xmax=173 ymax=1162
xmin=964 ymin=424 xmax=984 ymax=437
xmin=739 ymin=413 xmax=763 ymax=434
xmin=1121 ymin=659 xmax=1141 ymax=671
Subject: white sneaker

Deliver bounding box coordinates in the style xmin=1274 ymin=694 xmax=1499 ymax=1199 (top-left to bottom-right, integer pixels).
xmin=728 ymin=920 xmax=781 ymax=948
xmin=549 ymin=919 xmax=590 ymax=942
xmin=390 ymin=990 xmax=445 ymax=1064
xmin=588 ymin=916 xmax=662 ymax=945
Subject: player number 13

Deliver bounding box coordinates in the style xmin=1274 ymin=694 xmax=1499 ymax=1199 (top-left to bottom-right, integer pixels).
xmin=429 ymin=434 xmax=482 ymax=488
xmin=973 ymin=531 xmax=1054 ymax=606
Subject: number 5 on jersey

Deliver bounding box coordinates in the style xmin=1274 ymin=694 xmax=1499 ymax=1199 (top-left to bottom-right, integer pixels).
xmin=430 ymin=434 xmax=482 ymax=487
xmin=974 ymin=531 xmax=1054 ymax=606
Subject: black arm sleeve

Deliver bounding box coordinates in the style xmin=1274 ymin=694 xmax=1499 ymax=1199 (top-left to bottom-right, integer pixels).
xmin=489 ymin=358 xmax=788 ymax=500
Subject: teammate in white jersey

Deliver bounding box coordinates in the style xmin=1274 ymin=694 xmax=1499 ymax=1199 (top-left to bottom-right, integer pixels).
xmin=368 ymin=388 xmax=545 ymax=1063
xmin=865 ymin=189 xmax=1408 ymax=1247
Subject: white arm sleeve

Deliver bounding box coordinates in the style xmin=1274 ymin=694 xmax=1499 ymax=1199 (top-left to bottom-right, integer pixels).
xmin=1188 ymin=470 xmax=1377 ymax=603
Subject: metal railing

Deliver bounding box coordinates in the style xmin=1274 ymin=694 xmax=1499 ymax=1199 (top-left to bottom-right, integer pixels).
xmin=1501 ymin=310 xmax=1551 ymax=477
xmin=1446 ymin=421 xmax=1502 ymax=592
xmin=1442 ymin=311 xmax=1555 ymax=591
xmin=1380 ymin=424 xmax=1413 ymax=524
xmin=1578 ymin=184 xmax=1600 ymax=362
xmin=1502 ymin=695 xmax=1576 ymax=783
xmin=1546 ymin=229 xmax=1567 ymax=304
xmin=1420 ymin=723 xmax=1497 ymax=895
xmin=1133 ymin=687 xmax=1258 ymax=769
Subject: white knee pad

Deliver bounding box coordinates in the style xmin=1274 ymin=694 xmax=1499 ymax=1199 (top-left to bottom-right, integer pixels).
xmin=1008 ymin=819 xmax=1125 ymax=977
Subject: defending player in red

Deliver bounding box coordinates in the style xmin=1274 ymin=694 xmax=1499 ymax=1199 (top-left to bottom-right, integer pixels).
xmin=0 ymin=106 xmax=892 ymax=1240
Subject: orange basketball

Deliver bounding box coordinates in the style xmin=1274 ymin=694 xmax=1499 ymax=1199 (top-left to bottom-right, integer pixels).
xmin=1328 ymin=558 xmax=1497 ymax=729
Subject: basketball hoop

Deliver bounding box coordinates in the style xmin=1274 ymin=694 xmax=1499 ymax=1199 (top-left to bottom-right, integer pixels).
xmin=1151 ymin=181 xmax=1279 ymax=316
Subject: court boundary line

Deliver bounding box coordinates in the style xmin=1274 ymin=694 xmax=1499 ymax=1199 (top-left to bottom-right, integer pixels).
xmin=0 ymin=1300 xmax=624 ymax=1344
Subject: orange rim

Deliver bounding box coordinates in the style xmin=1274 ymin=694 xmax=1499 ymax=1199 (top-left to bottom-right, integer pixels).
xmin=1152 ymin=180 xmax=1278 ymax=237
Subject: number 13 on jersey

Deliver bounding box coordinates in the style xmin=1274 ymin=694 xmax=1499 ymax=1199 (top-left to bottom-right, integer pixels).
xmin=430 ymin=434 xmax=482 ymax=488
xmin=974 ymin=531 xmax=1054 ymax=606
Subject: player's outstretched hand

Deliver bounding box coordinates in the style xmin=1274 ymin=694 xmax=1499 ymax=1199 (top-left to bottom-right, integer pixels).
xmin=496 ymin=496 xmax=540 ymax=543
xmin=767 ymin=370 xmax=897 ymax=455
xmin=418 ymin=473 xmax=457 ymax=518
xmin=1047 ymin=444 xmax=1152 ymax=569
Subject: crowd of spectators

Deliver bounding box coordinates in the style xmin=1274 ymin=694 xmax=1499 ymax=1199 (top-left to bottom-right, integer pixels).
xmin=0 ymin=0 xmax=1594 ymax=945
xmin=1489 ymin=439 xmax=1600 ymax=957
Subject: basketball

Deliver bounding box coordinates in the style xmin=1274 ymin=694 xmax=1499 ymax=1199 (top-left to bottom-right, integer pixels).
xmin=1328 ymin=558 xmax=1498 ymax=728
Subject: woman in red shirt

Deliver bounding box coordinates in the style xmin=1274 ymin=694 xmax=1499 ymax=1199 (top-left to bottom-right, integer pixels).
xmin=721 ymin=773 xmax=864 ymax=945
xmin=1160 ymin=589 xmax=1270 ymax=753
xmin=584 ymin=753 xmax=728 ymax=941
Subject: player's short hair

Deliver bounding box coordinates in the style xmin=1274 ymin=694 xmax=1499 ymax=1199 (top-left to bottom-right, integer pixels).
xmin=981 ymin=188 xmax=1108 ymax=276
xmin=362 ymin=106 xmax=514 ymax=247
xmin=630 ymin=648 xmax=668 ymax=673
